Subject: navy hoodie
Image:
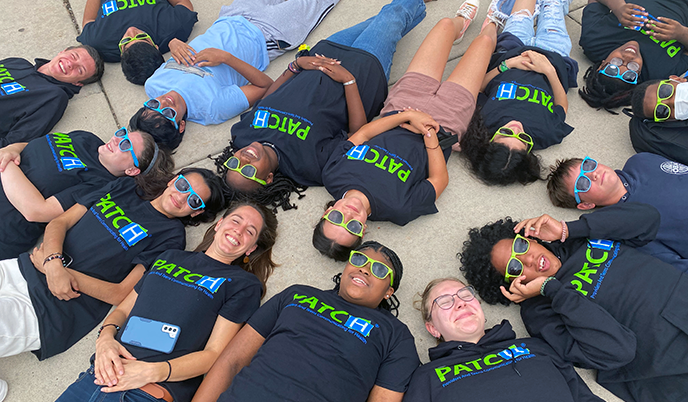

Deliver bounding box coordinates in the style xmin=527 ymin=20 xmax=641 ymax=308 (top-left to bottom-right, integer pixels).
xmin=520 ymin=203 xmax=688 ymax=402
xmin=0 ymin=58 xmax=80 ymax=147
xmin=403 ymin=320 xmax=602 ymax=402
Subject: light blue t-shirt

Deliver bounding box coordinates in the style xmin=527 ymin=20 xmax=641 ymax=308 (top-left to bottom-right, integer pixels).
xmin=145 ymin=16 xmax=269 ymax=125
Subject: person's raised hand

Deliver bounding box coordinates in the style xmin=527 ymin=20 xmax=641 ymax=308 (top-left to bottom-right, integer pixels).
xmin=612 ymin=3 xmax=648 ymax=29
xmin=500 ymin=275 xmax=548 ymax=303
xmin=647 ymin=17 xmax=688 ymax=42
xmin=514 ymin=214 xmax=566 ymax=242
xmin=169 ymin=38 xmax=196 ymax=67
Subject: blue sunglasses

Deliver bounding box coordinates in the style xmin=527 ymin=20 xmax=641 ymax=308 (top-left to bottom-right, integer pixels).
xmin=573 ymin=156 xmax=598 ymax=204
xmin=173 ymin=174 xmax=206 ymax=210
xmin=114 ymin=127 xmax=139 ymax=168
xmin=144 ymin=98 xmax=178 ymax=129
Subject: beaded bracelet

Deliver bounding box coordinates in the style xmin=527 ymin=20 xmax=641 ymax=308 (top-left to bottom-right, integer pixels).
xmin=540 ymin=277 xmax=555 ymax=297
xmin=44 ymin=253 xmax=65 ymax=266
xmin=343 ymin=79 xmax=356 ymax=86
xmin=97 ymin=323 xmax=120 ymax=337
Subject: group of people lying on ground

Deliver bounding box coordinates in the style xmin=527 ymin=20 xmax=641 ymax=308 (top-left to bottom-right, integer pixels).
xmin=1 ymin=0 xmax=688 ymax=400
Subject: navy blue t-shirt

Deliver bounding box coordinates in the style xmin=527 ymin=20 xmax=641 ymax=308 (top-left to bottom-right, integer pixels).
xmin=231 ymin=40 xmax=388 ymax=186
xmin=0 ymin=131 xmax=116 ymax=259
xmin=18 ymin=177 xmax=186 ymax=360
xmin=220 ymin=285 xmax=420 ymax=401
xmin=579 ymin=0 xmax=688 ymax=80
xmin=481 ymin=46 xmax=573 ymax=150
xmin=617 ymin=153 xmax=688 ymax=271
xmin=322 ymin=129 xmax=440 ymax=226
xmin=118 ymin=250 xmax=261 ymax=402
xmin=77 ymin=0 xmax=198 ymax=62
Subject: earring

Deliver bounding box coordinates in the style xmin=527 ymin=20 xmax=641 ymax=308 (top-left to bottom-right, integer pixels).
xmin=243 ymin=255 xmax=250 ymax=264
xmin=385 ymin=295 xmax=390 ymax=299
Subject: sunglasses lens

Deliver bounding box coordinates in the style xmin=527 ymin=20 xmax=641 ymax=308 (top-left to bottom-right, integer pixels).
xmin=370 ymin=262 xmax=389 ymax=280
xmin=656 ymin=104 xmax=671 ymax=120
xmin=145 ymin=99 xmax=160 ymax=109
xmin=225 ymin=157 xmax=240 ymax=169
xmin=187 ymin=194 xmax=203 ymax=209
xmin=118 ymin=139 xmax=132 ymax=152
xmin=517 ymin=132 xmax=532 ymax=142
xmin=346 ymin=220 xmax=363 ymax=235
xmin=327 ymin=210 xmax=344 ymax=225
xmin=115 ymin=128 xmax=127 ymax=138
xmin=498 ymin=127 xmax=514 ymax=136
xmin=621 ymin=70 xmax=637 ymax=83
xmin=658 ymin=83 xmax=674 ymax=99
xmin=581 ymin=159 xmax=597 ymax=172
xmin=575 ymin=176 xmax=591 ymax=192
xmin=175 ymin=177 xmax=190 ymax=192
xmin=160 ymin=107 xmax=176 ymax=120
xmin=241 ymin=164 xmax=258 ymax=178
xmin=507 ymin=259 xmax=524 ymax=277
xmin=627 ymin=61 xmax=640 ymax=72
xmin=350 ymin=251 xmax=367 ymax=267
xmin=513 ymin=237 xmax=529 ymax=254
xmin=603 ymin=64 xmax=619 ymax=75
xmin=135 ymin=33 xmax=149 ymax=40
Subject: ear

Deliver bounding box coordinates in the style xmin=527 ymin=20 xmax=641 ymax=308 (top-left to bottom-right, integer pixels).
xmin=124 ymin=166 xmax=141 ymax=177
xmin=73 ymin=81 xmax=85 ymax=87
xmin=178 ymin=119 xmax=186 ymax=134
xmin=362 ymin=223 xmax=368 ymax=237
xmin=247 ymin=244 xmax=258 ymax=255
xmin=265 ymin=172 xmax=274 ymax=185
xmin=190 ymin=209 xmax=204 ymax=218
xmin=577 ymin=202 xmax=595 ymax=210
xmin=425 ymin=321 xmax=441 ymax=339
xmin=384 ymin=286 xmax=394 ymax=300
xmin=215 ymin=218 xmax=223 ymax=231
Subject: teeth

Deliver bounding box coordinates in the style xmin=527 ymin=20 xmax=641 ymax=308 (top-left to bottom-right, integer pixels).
xmin=625 ymin=47 xmax=636 ymax=54
xmin=539 ymin=257 xmax=545 ymax=271
xmin=352 ymin=277 xmax=366 ymax=285
xmin=246 ymin=149 xmax=257 ymax=159
xmin=226 ymin=235 xmax=238 ymax=246
xmin=59 ymin=61 xmax=66 ymax=74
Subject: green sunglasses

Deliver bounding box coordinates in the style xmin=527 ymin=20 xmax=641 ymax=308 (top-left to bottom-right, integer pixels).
xmin=654 ymin=80 xmax=675 ymax=122
xmin=490 ymin=126 xmax=534 ymax=153
xmin=349 ymin=250 xmax=394 ymax=286
xmin=119 ymin=32 xmax=156 ymax=54
xmin=504 ymin=234 xmax=530 ymax=282
xmin=323 ymin=209 xmax=364 ymax=237
xmin=223 ymin=156 xmax=267 ymax=186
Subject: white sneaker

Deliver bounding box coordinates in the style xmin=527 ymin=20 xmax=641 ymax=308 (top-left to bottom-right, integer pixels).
xmin=0 ymin=378 xmax=8 ymax=402
xmin=454 ymin=0 xmax=481 ymax=44
xmin=482 ymin=0 xmax=513 ymax=31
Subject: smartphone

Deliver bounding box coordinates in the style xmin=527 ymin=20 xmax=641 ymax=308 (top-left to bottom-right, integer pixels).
xmin=120 ymin=316 xmax=181 ymax=354
xmin=62 ymin=252 xmax=73 ymax=268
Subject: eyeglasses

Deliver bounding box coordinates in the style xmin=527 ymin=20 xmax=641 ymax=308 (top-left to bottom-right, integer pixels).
xmin=490 ymin=126 xmax=534 ymax=153
xmin=504 ymin=235 xmax=531 ymax=282
xmin=143 ymin=99 xmax=178 ymax=129
xmin=114 ymin=127 xmax=139 ymax=168
xmin=223 ymin=156 xmax=266 ymax=186
xmin=654 ymin=80 xmax=675 ymax=122
xmin=431 ymin=286 xmax=476 ymax=313
xmin=119 ymin=33 xmax=156 ymax=54
xmin=598 ymin=58 xmax=639 ymax=85
xmin=173 ymin=174 xmax=206 ymax=210
xmin=573 ymin=156 xmax=598 ymax=204
xmin=348 ymin=250 xmax=394 ymax=286
xmin=323 ymin=209 xmax=364 ymax=237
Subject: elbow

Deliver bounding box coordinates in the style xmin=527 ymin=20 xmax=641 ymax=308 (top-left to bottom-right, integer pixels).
xmin=23 ymin=209 xmax=46 ymax=223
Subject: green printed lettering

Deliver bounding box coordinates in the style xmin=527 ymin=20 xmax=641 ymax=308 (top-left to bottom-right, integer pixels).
xmin=388 ymin=159 xmax=402 ymax=174
xmin=288 ymin=119 xmax=301 ymax=135
xmin=435 ymin=366 xmax=451 ymax=382
xmin=147 ymin=0 xmax=156 ymax=4
xmin=374 ymin=155 xmax=389 ymax=170
xmin=398 ymin=169 xmax=410 ymax=182
xmin=278 ymin=116 xmax=289 ymax=133
xmin=151 ymin=259 xmax=166 ymax=269
xmin=541 ymin=94 xmax=551 ymax=107
xmin=516 ymin=86 xmax=530 ymax=101
xmin=0 ymin=76 xmax=13 ymax=84
xmin=112 ymin=215 xmax=132 ymax=229
xmin=136 ymin=0 xmax=147 ymax=6
xmin=104 ymin=206 xmax=125 ymax=219
xmin=453 ymin=364 xmax=473 ymax=375
xmin=363 ymin=148 xmax=379 ymax=163
xmin=528 ymin=89 xmax=540 ymax=103
xmin=570 ymin=280 xmax=588 ymax=296
xmin=548 ymin=102 xmax=554 ymax=113
xmin=128 ymin=0 xmax=138 ymax=8
xmin=58 ymin=150 xmax=78 ymax=158
xmin=268 ymin=114 xmax=279 ymax=129
xmin=585 ymin=248 xmax=608 ymax=264
xmin=173 ymin=267 xmax=191 ymax=278
xmin=466 ymin=358 xmax=483 ymax=370
xmin=298 ymin=296 xmax=318 ymax=310
xmin=53 ymin=136 xmax=73 ymax=144
xmin=484 ymin=354 xmax=503 ymax=365
xmin=296 ymin=126 xmax=310 ymax=140
xmin=184 ymin=273 xmax=203 ymax=282
xmin=52 ymin=132 xmax=70 ymax=139
xmin=317 ymin=303 xmax=335 ymax=314
xmin=95 ymin=194 xmax=115 ymax=213
xmin=667 ymin=44 xmax=681 ymax=58
xmin=292 ymin=293 xmax=307 ymax=301
xmin=157 ymin=263 xmax=176 ymax=274
xmin=330 ymin=310 xmax=349 ymax=323
xmin=574 ymin=263 xmax=598 ymax=285
xmin=0 ymin=71 xmax=10 ymax=77
xmin=117 ymin=0 xmax=127 ymax=9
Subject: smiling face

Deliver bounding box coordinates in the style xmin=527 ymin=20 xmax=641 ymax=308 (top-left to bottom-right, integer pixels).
xmin=642 ymin=76 xmax=687 ymax=121
xmin=209 ymin=206 xmax=264 ymax=263
xmin=157 ymin=172 xmax=211 ymax=218
xmin=491 ymin=238 xmax=561 ymax=283
xmin=152 ymin=91 xmax=187 ymax=130
xmin=97 ymin=130 xmax=144 ymax=176
xmin=42 ymin=47 xmax=97 ymax=85
xmin=424 ymin=280 xmax=485 ymax=343
xmin=492 ymin=120 xmax=528 ymax=152
xmin=338 ymin=248 xmax=394 ymax=309
xmin=598 ymin=40 xmax=643 ymax=81
xmin=562 ymin=161 xmax=625 ymax=209
xmin=224 ymin=142 xmax=277 ymax=192
xmin=322 ymin=198 xmax=368 ymax=248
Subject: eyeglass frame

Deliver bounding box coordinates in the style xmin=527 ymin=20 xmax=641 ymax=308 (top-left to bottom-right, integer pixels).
xmin=504 ymin=234 xmax=531 ymax=282
xmin=119 ymin=32 xmax=156 ymax=54
xmin=114 ymin=127 xmax=140 ymax=168
xmin=598 ymin=57 xmax=639 ymax=85
xmin=223 ymin=156 xmax=267 ymax=186
xmin=348 ymin=250 xmax=394 ymax=286
xmin=173 ymin=174 xmax=206 ymax=211
xmin=430 ymin=285 xmax=476 ymax=316
xmin=653 ymin=80 xmax=676 ymax=122
xmin=490 ymin=126 xmax=534 ymax=153
xmin=573 ymin=156 xmax=598 ymax=204
xmin=323 ymin=209 xmax=365 ymax=237
xmin=143 ymin=99 xmax=179 ymax=130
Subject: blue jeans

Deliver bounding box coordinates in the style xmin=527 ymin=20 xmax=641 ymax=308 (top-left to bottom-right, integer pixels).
xmin=56 ymin=367 xmax=163 ymax=402
xmin=327 ymin=0 xmax=426 ymax=80
xmin=503 ymin=0 xmax=572 ymax=57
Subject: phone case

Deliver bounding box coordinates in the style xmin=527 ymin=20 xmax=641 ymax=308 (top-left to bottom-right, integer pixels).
xmin=120 ymin=316 xmax=180 ymax=354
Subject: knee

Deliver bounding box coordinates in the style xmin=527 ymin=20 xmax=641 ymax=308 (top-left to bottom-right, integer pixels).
xmin=474 ymin=33 xmax=496 ymax=49
xmin=436 ymin=17 xmax=459 ymax=33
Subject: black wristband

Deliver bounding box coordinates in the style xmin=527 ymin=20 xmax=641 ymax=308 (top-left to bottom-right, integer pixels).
xmin=97 ymin=323 xmax=120 ymax=337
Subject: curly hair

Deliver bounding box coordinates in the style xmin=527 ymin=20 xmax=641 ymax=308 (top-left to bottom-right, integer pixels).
xmin=312 ymin=200 xmax=363 ymax=261
xmin=460 ymin=108 xmax=542 ymax=185
xmin=459 ymin=217 xmax=519 ymax=305
xmin=121 ymin=41 xmax=164 ymax=85
xmin=630 ymin=79 xmax=661 ymax=120
xmin=214 ymin=140 xmax=307 ymax=212
xmin=578 ymin=62 xmax=635 ymax=113
xmin=546 ymin=158 xmax=582 ymax=208
xmin=194 ymin=201 xmax=279 ymax=298
xmin=332 ymin=241 xmax=404 ymax=316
